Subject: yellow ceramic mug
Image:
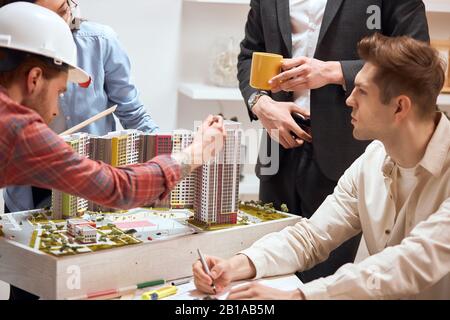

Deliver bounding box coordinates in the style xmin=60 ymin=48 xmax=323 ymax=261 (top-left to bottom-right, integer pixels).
xmin=250 ymin=52 xmax=283 ymax=90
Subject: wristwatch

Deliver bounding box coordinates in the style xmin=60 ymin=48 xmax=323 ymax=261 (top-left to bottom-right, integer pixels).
xmin=247 ymin=90 xmax=268 ymax=119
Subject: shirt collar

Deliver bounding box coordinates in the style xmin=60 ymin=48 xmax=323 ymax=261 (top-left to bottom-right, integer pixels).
xmin=382 ymin=113 xmax=450 ymax=178
xmin=418 ymin=112 xmax=450 ymax=177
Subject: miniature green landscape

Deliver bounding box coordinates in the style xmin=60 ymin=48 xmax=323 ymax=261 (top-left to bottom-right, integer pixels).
xmin=28 ymin=221 xmax=141 ymax=256
xmin=188 ymin=201 xmax=291 ymax=231
xmin=0 ymin=202 xmax=292 ymax=255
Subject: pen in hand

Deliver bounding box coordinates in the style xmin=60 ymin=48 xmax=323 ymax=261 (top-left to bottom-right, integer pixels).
xmin=197 ymin=248 xmax=217 ymax=294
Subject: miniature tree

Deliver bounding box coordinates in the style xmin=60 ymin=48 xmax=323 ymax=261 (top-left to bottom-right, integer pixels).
xmin=263 ymin=202 xmax=274 ymax=210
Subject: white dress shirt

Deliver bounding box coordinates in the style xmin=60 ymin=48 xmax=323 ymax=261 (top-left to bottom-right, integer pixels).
xmin=290 ymin=0 xmax=327 ymax=113
xmin=240 ymin=113 xmax=450 ymax=299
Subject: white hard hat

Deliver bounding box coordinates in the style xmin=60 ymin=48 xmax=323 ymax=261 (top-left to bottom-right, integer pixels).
xmin=0 ymin=2 xmax=90 ymax=85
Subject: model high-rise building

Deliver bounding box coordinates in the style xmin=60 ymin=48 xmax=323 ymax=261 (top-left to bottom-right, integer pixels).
xmin=137 ymin=133 xmax=173 ymax=208
xmin=51 ymin=133 xmax=90 ymax=219
xmin=139 ymin=133 xmax=156 ymax=163
xmin=88 ymin=130 xmax=140 ymax=212
xmin=170 ymin=130 xmax=195 ymax=209
xmin=193 ymin=121 xmax=241 ymax=225
xmin=138 ymin=133 xmax=173 ymax=163
xmin=89 ymin=129 xmax=140 ymax=167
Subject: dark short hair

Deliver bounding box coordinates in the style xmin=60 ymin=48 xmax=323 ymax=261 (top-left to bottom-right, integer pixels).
xmin=358 ymin=33 xmax=446 ymax=118
xmin=0 ymin=48 xmax=68 ymax=87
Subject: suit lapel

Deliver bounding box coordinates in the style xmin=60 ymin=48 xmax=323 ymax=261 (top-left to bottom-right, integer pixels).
xmin=276 ymin=0 xmax=292 ymax=56
xmin=317 ymin=0 xmax=344 ymax=47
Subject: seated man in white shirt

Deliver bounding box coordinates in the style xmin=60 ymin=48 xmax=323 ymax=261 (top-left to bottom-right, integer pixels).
xmin=192 ymin=33 xmax=450 ymax=300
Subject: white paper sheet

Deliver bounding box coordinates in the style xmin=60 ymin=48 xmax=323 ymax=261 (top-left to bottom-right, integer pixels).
xmin=165 ymin=274 xmax=303 ymax=300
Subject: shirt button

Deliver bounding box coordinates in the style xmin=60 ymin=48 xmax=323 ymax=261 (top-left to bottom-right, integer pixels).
xmin=66 ymin=116 xmax=71 ymax=121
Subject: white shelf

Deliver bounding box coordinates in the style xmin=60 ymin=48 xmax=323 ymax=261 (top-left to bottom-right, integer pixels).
xmin=239 ymin=173 xmax=259 ymax=196
xmin=424 ymin=0 xmax=450 ymax=13
xmin=438 ymin=93 xmax=450 ymax=108
xmin=184 ymin=0 xmax=249 ymax=4
xmin=179 ymin=82 xmax=243 ymax=101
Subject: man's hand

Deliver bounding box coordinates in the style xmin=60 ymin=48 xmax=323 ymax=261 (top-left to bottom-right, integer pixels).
xmin=184 ymin=115 xmax=226 ymax=169
xmin=269 ymin=57 xmax=344 ymax=93
xmin=193 ymin=254 xmax=257 ymax=294
xmin=227 ymin=282 xmax=305 ymax=300
xmin=252 ymin=95 xmax=312 ymax=149
xmin=192 ymin=255 xmax=233 ymax=294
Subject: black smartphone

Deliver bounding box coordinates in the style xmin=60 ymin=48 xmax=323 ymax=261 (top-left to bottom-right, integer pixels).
xmin=291 ymin=112 xmax=311 ymax=136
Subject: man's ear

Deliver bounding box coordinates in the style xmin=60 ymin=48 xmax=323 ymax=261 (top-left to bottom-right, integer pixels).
xmin=25 ymin=67 xmax=44 ymax=95
xmin=393 ymin=95 xmax=412 ymax=122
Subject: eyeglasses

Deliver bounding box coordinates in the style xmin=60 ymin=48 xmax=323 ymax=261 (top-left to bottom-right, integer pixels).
xmin=67 ymin=0 xmax=78 ymax=10
xmin=58 ymin=0 xmax=78 ymax=19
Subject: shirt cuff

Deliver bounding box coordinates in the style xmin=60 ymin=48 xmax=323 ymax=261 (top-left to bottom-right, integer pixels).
xmin=238 ymin=248 xmax=268 ymax=280
xmin=300 ymin=278 xmax=330 ymax=300
xmin=149 ymin=154 xmax=182 ymax=200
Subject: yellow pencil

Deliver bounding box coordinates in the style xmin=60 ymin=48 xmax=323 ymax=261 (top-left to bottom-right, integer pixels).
xmin=141 ymin=286 xmax=178 ymax=300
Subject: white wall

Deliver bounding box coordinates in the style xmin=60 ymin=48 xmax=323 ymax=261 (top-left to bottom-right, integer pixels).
xmin=177 ymin=2 xmax=256 ymax=128
xmin=77 ymin=0 xmax=183 ymax=131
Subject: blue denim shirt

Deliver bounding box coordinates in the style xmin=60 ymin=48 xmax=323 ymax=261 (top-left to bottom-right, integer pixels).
xmin=4 ymin=21 xmax=159 ymax=212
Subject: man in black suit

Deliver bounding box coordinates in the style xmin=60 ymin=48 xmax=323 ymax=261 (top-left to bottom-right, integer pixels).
xmin=238 ymin=0 xmax=429 ymax=283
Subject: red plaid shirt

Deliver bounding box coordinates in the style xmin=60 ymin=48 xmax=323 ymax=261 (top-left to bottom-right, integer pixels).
xmin=0 ymin=87 xmax=181 ymax=209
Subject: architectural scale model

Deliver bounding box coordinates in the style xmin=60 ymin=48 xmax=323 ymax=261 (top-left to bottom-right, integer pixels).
xmin=171 ymin=130 xmax=195 ymax=209
xmin=139 ymin=132 xmax=174 ymax=208
xmin=51 ymin=133 xmax=90 ymax=219
xmin=0 ymin=120 xmax=296 ymax=258
xmin=88 ymin=129 xmax=140 ymax=212
xmin=50 ymin=121 xmax=243 ymax=223
xmin=192 ymin=121 xmax=242 ymax=226
xmin=0 ymin=202 xmax=291 ymax=257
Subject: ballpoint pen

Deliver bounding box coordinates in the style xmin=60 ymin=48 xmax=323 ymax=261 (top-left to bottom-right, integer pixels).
xmin=197 ymin=248 xmax=217 ymax=294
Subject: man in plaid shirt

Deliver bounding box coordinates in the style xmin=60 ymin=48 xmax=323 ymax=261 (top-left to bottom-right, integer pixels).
xmin=0 ymin=3 xmax=225 ymax=214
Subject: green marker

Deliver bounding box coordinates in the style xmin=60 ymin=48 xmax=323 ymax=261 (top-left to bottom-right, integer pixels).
xmin=67 ymin=279 xmax=166 ymax=300
xmin=137 ymin=279 xmax=165 ymax=289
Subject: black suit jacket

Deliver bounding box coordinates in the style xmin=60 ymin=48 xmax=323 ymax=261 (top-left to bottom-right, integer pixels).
xmin=238 ymin=0 xmax=430 ymax=181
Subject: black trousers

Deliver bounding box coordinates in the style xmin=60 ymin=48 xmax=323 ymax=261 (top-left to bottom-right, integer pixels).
xmin=259 ymin=143 xmax=361 ymax=284
xmin=5 ymin=186 xmax=51 ymax=300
